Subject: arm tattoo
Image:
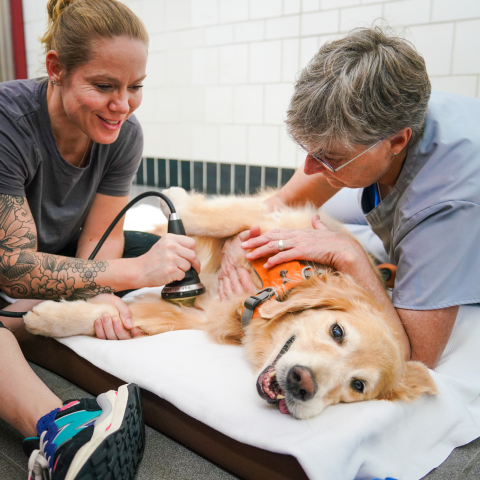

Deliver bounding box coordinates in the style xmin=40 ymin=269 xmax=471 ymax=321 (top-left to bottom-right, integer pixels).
xmin=0 ymin=194 xmax=115 ymax=300
xmin=0 ymin=195 xmax=36 ymax=280
xmin=27 ymin=255 xmax=114 ymax=300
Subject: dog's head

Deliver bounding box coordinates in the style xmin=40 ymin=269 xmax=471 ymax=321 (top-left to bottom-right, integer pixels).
xmin=246 ymin=272 xmax=437 ymax=419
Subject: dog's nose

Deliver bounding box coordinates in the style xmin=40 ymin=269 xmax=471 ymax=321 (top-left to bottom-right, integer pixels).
xmin=286 ymin=366 xmax=317 ymax=401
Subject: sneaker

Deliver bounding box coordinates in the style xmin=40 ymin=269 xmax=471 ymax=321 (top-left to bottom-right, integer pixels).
xmin=28 ymin=383 xmax=145 ymax=480
xmin=23 ymin=436 xmax=40 ymax=458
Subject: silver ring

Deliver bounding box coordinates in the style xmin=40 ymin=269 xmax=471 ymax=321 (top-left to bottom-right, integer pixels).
xmin=278 ymin=239 xmax=284 ymax=251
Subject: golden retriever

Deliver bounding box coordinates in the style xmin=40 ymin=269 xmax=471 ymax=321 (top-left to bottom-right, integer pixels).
xmin=24 ymin=187 xmax=437 ymax=419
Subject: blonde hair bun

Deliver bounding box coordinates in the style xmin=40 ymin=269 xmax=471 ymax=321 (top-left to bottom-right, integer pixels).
xmin=46 ymin=0 xmax=78 ymax=25
xmin=40 ymin=0 xmax=148 ymax=75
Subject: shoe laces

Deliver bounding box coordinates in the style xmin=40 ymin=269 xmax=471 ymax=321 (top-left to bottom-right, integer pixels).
xmin=28 ymin=431 xmax=51 ymax=480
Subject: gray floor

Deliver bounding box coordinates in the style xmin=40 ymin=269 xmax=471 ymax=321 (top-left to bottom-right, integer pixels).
xmin=0 ymin=363 xmax=479 ymax=480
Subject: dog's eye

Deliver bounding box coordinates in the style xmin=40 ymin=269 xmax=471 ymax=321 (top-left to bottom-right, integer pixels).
xmin=351 ymin=379 xmax=365 ymax=393
xmin=330 ymin=324 xmax=344 ymax=342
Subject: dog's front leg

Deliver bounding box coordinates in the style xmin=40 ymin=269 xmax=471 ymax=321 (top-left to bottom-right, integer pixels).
xmin=158 ymin=187 xmax=273 ymax=238
xmin=23 ymin=299 xmax=118 ymax=338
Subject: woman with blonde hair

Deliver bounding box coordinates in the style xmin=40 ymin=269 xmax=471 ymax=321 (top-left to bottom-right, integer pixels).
xmin=0 ymin=0 xmax=200 ymax=477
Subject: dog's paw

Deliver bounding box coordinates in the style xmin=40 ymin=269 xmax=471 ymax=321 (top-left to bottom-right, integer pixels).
xmin=23 ymin=300 xmax=89 ymax=337
xmin=23 ymin=305 xmax=51 ymax=337
xmin=159 ymin=187 xmax=193 ymax=217
xmin=24 ymin=299 xmax=117 ymax=338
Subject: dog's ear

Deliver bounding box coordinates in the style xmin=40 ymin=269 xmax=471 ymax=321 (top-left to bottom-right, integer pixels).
xmin=259 ymin=273 xmax=375 ymax=321
xmin=380 ymin=361 xmax=438 ymax=401
xmin=258 ymin=286 xmax=343 ymax=320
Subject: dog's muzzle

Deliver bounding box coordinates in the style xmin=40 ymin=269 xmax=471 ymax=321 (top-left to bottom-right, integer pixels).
xmin=256 ymin=336 xmax=296 ymax=415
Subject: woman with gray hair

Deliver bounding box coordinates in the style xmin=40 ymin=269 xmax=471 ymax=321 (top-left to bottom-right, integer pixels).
xmin=218 ymin=27 xmax=480 ymax=370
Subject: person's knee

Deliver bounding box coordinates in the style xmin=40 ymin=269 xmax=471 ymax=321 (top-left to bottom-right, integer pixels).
xmin=0 ymin=324 xmax=19 ymax=345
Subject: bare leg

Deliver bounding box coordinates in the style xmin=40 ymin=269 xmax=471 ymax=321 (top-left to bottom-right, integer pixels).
xmin=0 ymin=305 xmax=62 ymax=436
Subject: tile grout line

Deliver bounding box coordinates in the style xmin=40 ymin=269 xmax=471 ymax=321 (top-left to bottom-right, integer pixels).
xmin=0 ymin=450 xmax=28 ymax=475
xmin=145 ymin=16 xmax=480 ymax=42
xmin=29 ymin=364 xmax=79 ymax=397
xmin=449 ymin=21 xmax=456 ymax=76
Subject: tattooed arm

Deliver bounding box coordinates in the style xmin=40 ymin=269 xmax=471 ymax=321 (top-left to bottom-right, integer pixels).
xmin=0 ymin=194 xmax=200 ymax=300
xmin=0 ymin=194 xmax=120 ymax=299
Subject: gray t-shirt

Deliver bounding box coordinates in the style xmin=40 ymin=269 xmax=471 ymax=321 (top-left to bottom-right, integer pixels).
xmin=362 ymin=90 xmax=480 ymax=310
xmin=0 ymin=78 xmax=143 ymax=254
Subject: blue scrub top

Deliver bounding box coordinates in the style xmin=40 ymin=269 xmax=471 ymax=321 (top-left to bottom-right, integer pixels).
xmin=362 ymin=91 xmax=480 ymax=310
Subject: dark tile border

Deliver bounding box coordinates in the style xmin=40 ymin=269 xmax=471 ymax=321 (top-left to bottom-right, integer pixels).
xmin=134 ymin=158 xmax=295 ymax=195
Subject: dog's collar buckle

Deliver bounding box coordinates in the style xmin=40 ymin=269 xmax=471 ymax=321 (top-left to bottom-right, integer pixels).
xmin=241 ymin=287 xmax=278 ymax=333
xmin=244 ymin=287 xmax=278 ymax=310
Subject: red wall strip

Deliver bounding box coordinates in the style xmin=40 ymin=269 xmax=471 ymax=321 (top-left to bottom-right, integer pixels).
xmin=9 ymin=0 xmax=27 ymax=79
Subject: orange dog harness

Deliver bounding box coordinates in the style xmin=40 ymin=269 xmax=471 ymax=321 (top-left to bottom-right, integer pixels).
xmin=241 ymin=255 xmax=319 ymax=333
xmin=241 ymin=258 xmax=398 ymax=334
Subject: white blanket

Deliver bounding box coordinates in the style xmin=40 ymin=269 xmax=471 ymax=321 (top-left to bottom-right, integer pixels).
xmin=53 ymin=202 xmax=480 ymax=480
xmin=58 ymin=302 xmax=480 ymax=480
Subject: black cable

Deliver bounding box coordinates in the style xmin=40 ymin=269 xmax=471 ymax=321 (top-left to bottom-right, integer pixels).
xmin=0 ymin=191 xmax=174 ymax=318
xmin=88 ymin=191 xmax=174 ymax=260
xmin=0 ymin=309 xmax=27 ymax=318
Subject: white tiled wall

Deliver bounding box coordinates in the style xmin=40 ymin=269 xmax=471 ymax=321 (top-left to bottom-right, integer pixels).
xmin=22 ymin=0 xmax=480 ymax=169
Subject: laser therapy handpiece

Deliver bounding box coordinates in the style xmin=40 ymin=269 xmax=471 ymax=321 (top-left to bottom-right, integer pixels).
xmin=160 ymin=212 xmax=206 ymax=304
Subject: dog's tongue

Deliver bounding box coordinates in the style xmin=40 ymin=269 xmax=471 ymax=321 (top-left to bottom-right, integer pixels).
xmin=279 ymin=399 xmax=290 ymax=415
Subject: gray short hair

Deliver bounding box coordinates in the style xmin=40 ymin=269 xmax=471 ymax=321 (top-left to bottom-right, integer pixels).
xmin=286 ymin=27 xmax=431 ymax=153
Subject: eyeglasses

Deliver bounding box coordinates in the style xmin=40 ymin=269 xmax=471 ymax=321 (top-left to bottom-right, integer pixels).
xmin=301 ymin=139 xmax=384 ymax=173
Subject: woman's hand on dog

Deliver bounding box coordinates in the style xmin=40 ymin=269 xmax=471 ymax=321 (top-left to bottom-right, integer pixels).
xmin=138 ymin=233 xmax=201 ymax=288
xmin=88 ymin=294 xmax=145 ymax=340
xmin=241 ymin=215 xmax=366 ymax=272
xmin=218 ymin=226 xmax=261 ymax=300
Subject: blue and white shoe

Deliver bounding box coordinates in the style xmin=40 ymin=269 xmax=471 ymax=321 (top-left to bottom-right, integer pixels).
xmin=28 ymin=383 xmax=145 ymax=480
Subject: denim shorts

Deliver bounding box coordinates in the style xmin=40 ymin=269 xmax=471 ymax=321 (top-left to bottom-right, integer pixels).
xmin=0 ymin=321 xmax=5 ymax=329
